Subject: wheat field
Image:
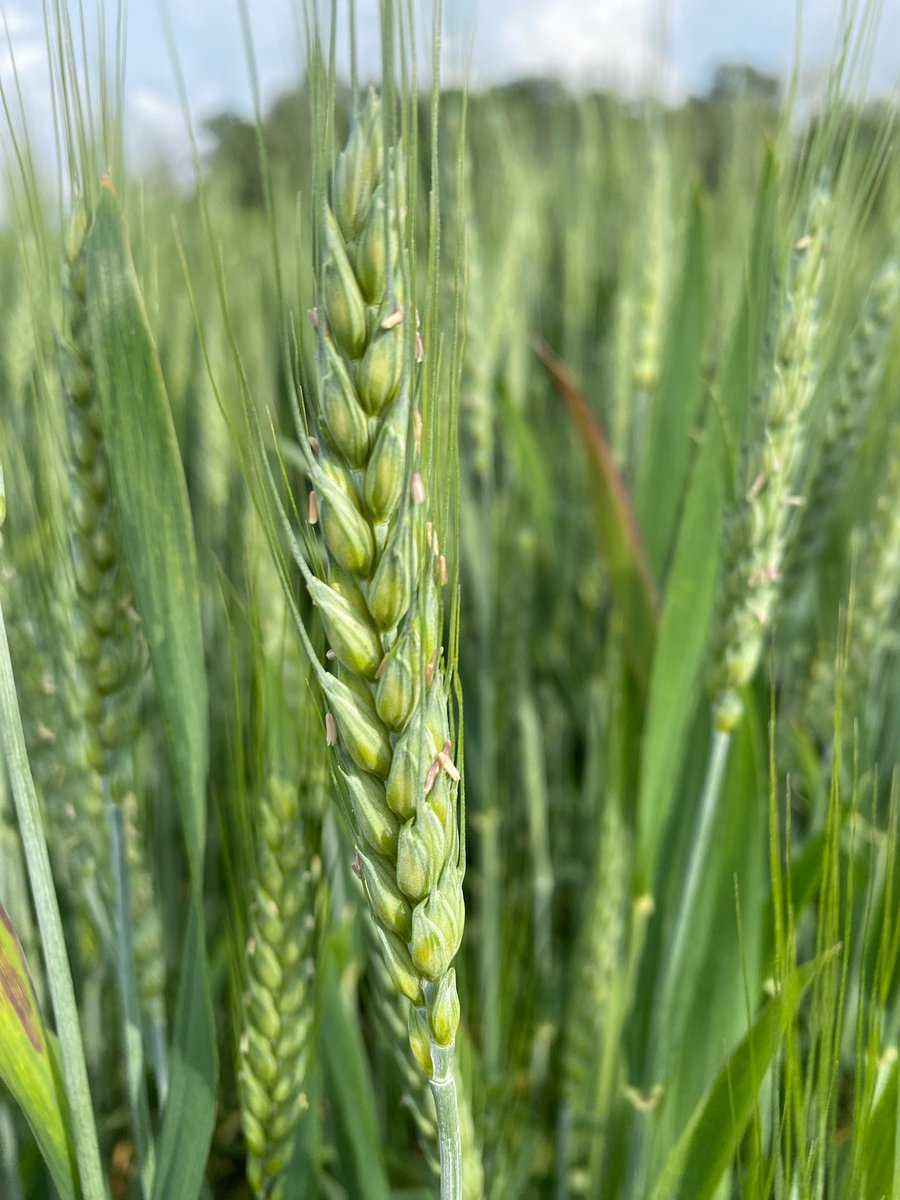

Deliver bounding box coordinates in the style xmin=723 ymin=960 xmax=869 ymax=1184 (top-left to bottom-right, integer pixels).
xmin=0 ymin=2 xmax=898 ymax=1198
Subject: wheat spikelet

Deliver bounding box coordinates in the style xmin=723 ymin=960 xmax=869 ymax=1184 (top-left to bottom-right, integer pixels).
xmin=1 ymin=565 xmax=103 ymax=880
xmin=290 ymin=89 xmax=464 ymax=1089
xmin=632 ymin=135 xmax=672 ymax=398
xmin=561 ymin=798 xmax=628 ymax=1194
xmin=808 ymin=419 xmax=900 ymax=738
xmin=790 ymin=254 xmax=899 ymax=590
xmin=710 ymin=185 xmax=832 ymax=731
xmin=239 ymin=776 xmax=317 ymax=1200
xmin=60 ymin=212 xmax=167 ymax=1031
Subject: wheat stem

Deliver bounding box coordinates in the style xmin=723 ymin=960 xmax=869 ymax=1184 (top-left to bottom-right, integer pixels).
xmin=108 ymin=797 xmax=156 ymax=1198
xmin=0 ymin=566 xmax=106 ymax=1199
xmin=0 ymin=1104 xmax=24 ymax=1200
xmin=429 ymin=1040 xmax=463 ymax=1200
xmin=654 ymin=727 xmax=732 ymax=1076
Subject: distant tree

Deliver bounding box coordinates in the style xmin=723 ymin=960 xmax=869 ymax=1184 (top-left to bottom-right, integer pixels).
xmin=710 ymin=63 xmax=780 ymax=106
xmin=204 ymin=113 xmax=264 ymax=208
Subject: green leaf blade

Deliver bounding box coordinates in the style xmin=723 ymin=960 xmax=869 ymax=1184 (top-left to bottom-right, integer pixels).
xmin=84 ymin=181 xmax=217 ymax=1198
xmin=85 ymin=181 xmax=208 ymax=878
xmin=0 ymin=905 xmax=78 ymax=1200
xmin=650 ymin=954 xmax=828 ymax=1200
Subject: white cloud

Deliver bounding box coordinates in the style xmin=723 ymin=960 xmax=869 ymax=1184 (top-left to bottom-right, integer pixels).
xmin=496 ymin=0 xmax=684 ymax=99
xmin=0 ymin=11 xmax=55 ymax=181
xmin=0 ymin=39 xmax=43 ymax=80
xmin=129 ymin=87 xmax=183 ymax=141
xmin=0 ymin=1 xmax=47 ymax=84
xmin=1 ymin=3 xmax=34 ymax=38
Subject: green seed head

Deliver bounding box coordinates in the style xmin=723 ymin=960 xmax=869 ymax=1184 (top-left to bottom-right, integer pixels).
xmin=341 ymin=766 xmax=400 ymax=858
xmin=72 ymin=541 xmax=102 ymax=598
xmin=323 ymin=675 xmax=393 ymax=778
xmin=356 ymin=182 xmax=399 ymax=304
xmin=424 ymin=673 xmax=451 ymax=749
xmin=375 ymin=623 xmax=422 ymax=731
xmin=410 ymin=907 xmax=450 ymax=981
xmin=94 ymin=640 xmax=133 ymax=696
xmin=317 ymin=471 xmax=376 ymax=579
xmin=328 ymin=565 xmax=370 ymax=616
xmin=92 ymin=596 xmax=117 ymax=636
xmin=386 ymin=711 xmax=437 ymax=821
xmin=90 ymin=524 xmax=116 ymax=569
xmin=249 ymin=988 xmax=281 ymax=1045
xmin=71 ymin=483 xmax=97 ymax=535
xmin=97 ymin=696 xmax=137 ymax=751
xmin=335 ymin=664 xmax=380 ymax=714
xmin=322 ymin=206 xmax=368 ymax=358
xmin=428 ymin=769 xmax=453 ymax=832
xmin=375 ymin=926 xmax=424 ymax=1005
xmin=333 ymin=90 xmax=383 ymax=241
xmin=246 ymin=1028 xmax=280 ymax=1087
xmin=367 ymin=524 xmax=415 ymax=630
xmin=409 ymin=867 xmax=464 ymax=979
xmin=713 ymin=689 xmax=744 ymax=733
xmin=244 ymin=1077 xmax=274 ymax=1128
xmin=396 ymin=802 xmax=445 ymax=902
xmin=357 ymin=847 xmax=413 ymax=938
xmin=364 ymin=390 xmax=410 ymax=523
xmin=407 ymin=1003 xmax=433 ymax=1075
xmin=251 ymin=939 xmax=284 ymax=994
xmin=427 ymin=967 xmax=460 ymax=1047
xmin=307 ymin=575 xmax=382 ymax=678
xmin=320 ymin=340 xmax=371 ymax=467
xmin=357 ymin=311 xmax=405 ymax=416
xmin=243 ymin=1106 xmax=268 ymax=1156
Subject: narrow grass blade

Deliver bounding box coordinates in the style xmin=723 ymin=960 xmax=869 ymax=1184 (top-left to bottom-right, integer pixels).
xmin=858 ymin=1057 xmax=898 ymax=1200
xmin=635 ymin=147 xmax=779 ymax=888
xmin=758 ymin=829 xmax=828 ymax=980
xmin=637 ymin=184 xmax=709 ymax=579
xmin=649 ymin=951 xmax=833 ymax=1200
xmin=529 ymin=335 xmax=659 ymax=692
xmin=148 ymin=905 xmax=216 ymax=1200
xmin=85 ymin=181 xmax=208 ymax=877
xmin=320 ymin=939 xmax=391 ymax=1200
xmin=0 ymin=581 xmax=105 ymax=1200
xmin=0 ymin=905 xmax=77 ymax=1200
xmin=83 ymin=182 xmax=217 ymax=1195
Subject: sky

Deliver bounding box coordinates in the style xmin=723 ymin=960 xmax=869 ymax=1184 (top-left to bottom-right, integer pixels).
xmin=1 ymin=0 xmax=898 ymax=174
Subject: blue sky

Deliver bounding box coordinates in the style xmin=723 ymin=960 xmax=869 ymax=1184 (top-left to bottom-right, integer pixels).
xmin=1 ymin=1 xmax=898 ymax=172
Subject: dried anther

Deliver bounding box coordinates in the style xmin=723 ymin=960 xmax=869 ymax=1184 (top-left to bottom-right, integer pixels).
xmin=747 ymin=473 xmax=766 ymax=501
xmin=423 ymin=758 xmax=441 ymax=795
xmin=381 ymin=306 xmax=405 ymax=330
xmin=436 ymin=741 xmax=461 ymax=782
xmin=425 ymin=740 xmax=460 ymax=794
